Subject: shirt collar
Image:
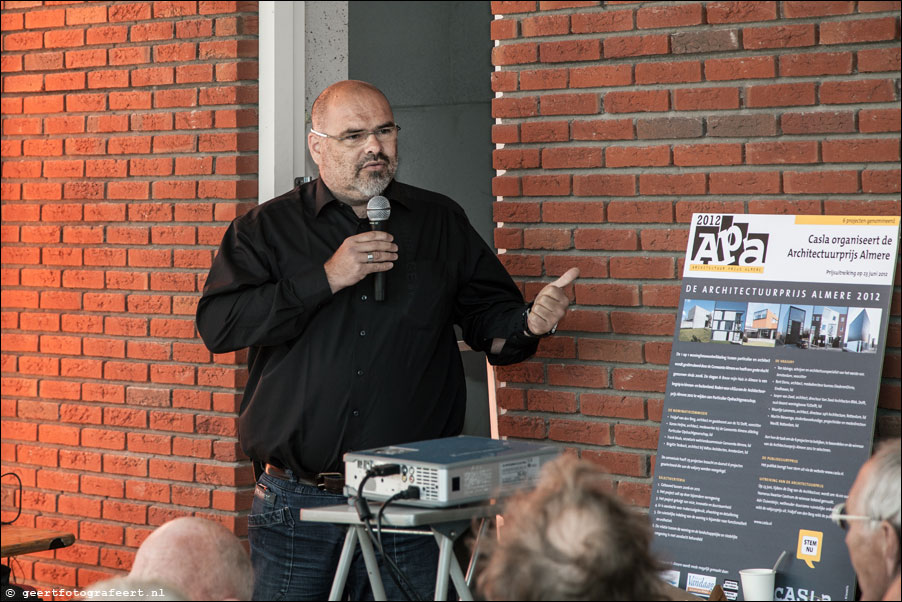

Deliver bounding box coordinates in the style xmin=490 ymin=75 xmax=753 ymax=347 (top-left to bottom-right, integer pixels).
xmin=311 ymin=179 xmax=411 ymax=217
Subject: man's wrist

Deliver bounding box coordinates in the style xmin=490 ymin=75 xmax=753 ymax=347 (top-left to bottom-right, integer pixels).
xmin=522 ymin=305 xmax=556 ymax=338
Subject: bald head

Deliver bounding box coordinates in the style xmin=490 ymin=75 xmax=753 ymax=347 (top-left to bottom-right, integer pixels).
xmin=307 ymin=80 xmax=399 ymax=206
xmin=130 ymin=517 xmax=253 ymax=601
xmin=311 ymin=80 xmax=390 ymax=132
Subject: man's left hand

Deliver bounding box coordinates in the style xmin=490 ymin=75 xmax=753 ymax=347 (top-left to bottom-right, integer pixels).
xmin=527 ymin=267 xmax=579 ymax=336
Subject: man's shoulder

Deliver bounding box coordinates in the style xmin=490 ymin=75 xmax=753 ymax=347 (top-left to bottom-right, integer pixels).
xmin=236 ymin=187 xmax=305 ymax=226
xmin=393 ymin=181 xmax=467 ymax=219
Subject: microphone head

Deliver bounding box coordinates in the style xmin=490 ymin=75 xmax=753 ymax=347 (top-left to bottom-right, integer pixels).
xmin=367 ymin=196 xmax=391 ymax=223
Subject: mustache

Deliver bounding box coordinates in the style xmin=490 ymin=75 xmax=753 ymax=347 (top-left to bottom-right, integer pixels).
xmin=357 ymin=153 xmax=392 ymax=169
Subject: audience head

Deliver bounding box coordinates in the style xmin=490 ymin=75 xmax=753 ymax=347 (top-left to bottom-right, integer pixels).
xmin=130 ymin=517 xmax=253 ymax=601
xmin=82 ymin=576 xmax=186 ymax=601
xmin=479 ymin=454 xmax=667 ymax=601
xmin=842 ymin=438 xmax=901 ymax=600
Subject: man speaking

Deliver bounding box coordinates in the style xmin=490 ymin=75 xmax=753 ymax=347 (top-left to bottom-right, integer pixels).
xmin=196 ymin=80 xmax=577 ymax=600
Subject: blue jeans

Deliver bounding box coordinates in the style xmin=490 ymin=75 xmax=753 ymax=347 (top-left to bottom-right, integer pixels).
xmin=249 ymin=472 xmax=439 ymax=601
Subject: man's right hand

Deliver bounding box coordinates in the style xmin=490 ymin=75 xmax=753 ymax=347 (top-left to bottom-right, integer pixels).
xmin=324 ymin=231 xmax=398 ymax=294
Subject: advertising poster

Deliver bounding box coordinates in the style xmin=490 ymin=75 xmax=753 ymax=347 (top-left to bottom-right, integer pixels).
xmin=649 ymin=215 xmax=900 ymax=601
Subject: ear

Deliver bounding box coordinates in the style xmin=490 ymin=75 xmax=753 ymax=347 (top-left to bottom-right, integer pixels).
xmin=308 ymin=132 xmax=323 ymax=166
xmin=879 ymin=521 xmax=901 ymax=578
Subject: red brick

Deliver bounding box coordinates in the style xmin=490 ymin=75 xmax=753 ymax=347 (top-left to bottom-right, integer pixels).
xmin=571 ymin=118 xmax=633 ymax=141
xmin=493 ymin=177 xmax=521 ymax=198
xmin=572 ymin=174 xmax=636 ymax=197
xmin=128 ymin=434 xmax=173 ymax=457
xmin=779 ymin=52 xmax=853 ymax=76
xmin=614 ymin=423 xmax=660 ymax=449
xmin=606 ymin=90 xmax=670 ymax=113
xmin=673 ymin=87 xmax=739 ymax=110
xmin=610 ymin=311 xmax=674 ymax=336
xmin=569 ymin=64 xmax=632 ymax=88
xmin=706 ymin=1 xmax=777 ymax=23
xmin=45 ymin=29 xmax=85 ymax=48
xmin=491 ymin=19 xmax=518 ymax=40
xmin=743 ymin=24 xmax=815 ymax=49
xmin=581 ymin=394 xmax=644 ymax=419
xmin=583 ymin=449 xmax=647 ymax=477
xmin=540 ymin=39 xmax=601 ymax=63
xmin=858 ymin=47 xmax=901 ymax=73
xmin=708 ymin=171 xmax=780 ymax=194
xmin=640 ymin=174 xmax=706 ymax=196
xmin=492 ymin=42 xmax=538 ymax=66
xmin=820 ymin=17 xmax=897 ymax=45
xmin=523 ymin=228 xmax=572 ymax=250
xmin=493 ymin=149 xmax=540 ymax=170
xmin=673 ymin=143 xmax=742 ymax=166
xmin=783 ymin=1 xmax=854 ymax=18
xmin=542 ymin=201 xmax=605 ymax=223
xmin=521 ymin=175 xmax=571 ymax=196
xmin=548 ymin=364 xmax=608 ymax=387
xmin=604 ymin=34 xmax=669 ymax=58
xmin=637 ymin=3 xmax=703 ymax=28
xmin=521 ymin=14 xmax=569 ymax=37
xmin=490 ymin=71 xmax=517 ymax=92
xmin=542 ymin=147 xmax=602 ymax=169
xmin=705 ymin=56 xmax=775 ymax=80
xmin=497 ymin=414 xmax=545 ymax=439
xmin=549 ymin=419 xmax=611 ymax=445
xmin=748 ymin=199 xmax=823 ymax=215
xmin=519 ymin=68 xmax=568 ymax=91
xmin=781 ymin=111 xmax=855 ymax=134
xmin=491 ymin=1 xmax=537 ymax=14
xmin=822 ymin=139 xmax=899 ymax=163
xmin=745 ymin=141 xmax=818 ymax=165
xmin=747 ymin=82 xmax=816 ymax=107
xmin=574 ymin=228 xmax=638 ymax=250
xmin=570 ymin=10 xmax=632 ymax=34
xmin=820 ymin=80 xmax=895 ymax=104
xmin=579 ymin=337 xmax=643 ymax=361
xmin=80 ymin=428 xmax=125 ymax=451
xmin=636 ymin=60 xmax=701 ymax=84
xmin=492 ymin=124 xmax=519 ymax=144
xmin=862 ymin=169 xmax=901 ymax=193
xmin=784 ymin=170 xmax=859 ymax=194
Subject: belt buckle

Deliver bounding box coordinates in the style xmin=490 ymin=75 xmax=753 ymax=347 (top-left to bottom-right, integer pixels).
xmin=316 ymin=472 xmax=344 ymax=493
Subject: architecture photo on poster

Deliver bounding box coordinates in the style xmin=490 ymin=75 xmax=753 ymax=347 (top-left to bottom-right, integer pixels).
xmin=650 ymin=215 xmax=899 ymax=601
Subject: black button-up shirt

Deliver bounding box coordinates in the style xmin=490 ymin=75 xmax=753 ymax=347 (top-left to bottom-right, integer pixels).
xmin=196 ymin=179 xmax=538 ymax=475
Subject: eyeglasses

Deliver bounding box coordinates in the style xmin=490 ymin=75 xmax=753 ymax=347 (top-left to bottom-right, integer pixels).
xmin=310 ymin=125 xmax=401 ymax=147
xmin=830 ymin=502 xmax=875 ymax=530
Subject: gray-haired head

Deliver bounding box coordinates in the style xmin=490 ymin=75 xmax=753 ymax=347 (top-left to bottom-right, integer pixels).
xmin=130 ymin=517 xmax=253 ymax=601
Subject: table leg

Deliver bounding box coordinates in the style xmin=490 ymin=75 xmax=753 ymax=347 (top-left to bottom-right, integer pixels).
xmin=357 ymin=526 xmax=387 ymax=601
xmin=329 ymin=527 xmax=358 ymax=601
xmin=449 ymin=549 xmax=473 ymax=601
xmin=433 ymin=532 xmax=455 ymax=601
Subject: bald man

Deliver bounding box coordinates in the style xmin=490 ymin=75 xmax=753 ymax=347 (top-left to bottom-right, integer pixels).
xmin=197 ymin=80 xmax=576 ymax=599
xmin=838 ymin=438 xmax=900 ymax=601
xmin=129 ymin=517 xmax=253 ymax=601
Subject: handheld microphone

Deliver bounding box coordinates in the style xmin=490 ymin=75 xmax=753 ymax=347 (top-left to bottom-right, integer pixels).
xmin=366 ymin=196 xmax=391 ymax=302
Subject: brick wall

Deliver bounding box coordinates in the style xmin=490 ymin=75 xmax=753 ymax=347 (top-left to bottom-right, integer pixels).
xmin=1 ymin=0 xmax=258 ymax=592
xmin=489 ymin=0 xmax=901 ymax=508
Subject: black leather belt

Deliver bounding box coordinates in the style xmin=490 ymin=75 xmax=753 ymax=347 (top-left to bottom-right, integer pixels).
xmin=264 ymin=464 xmax=345 ymax=494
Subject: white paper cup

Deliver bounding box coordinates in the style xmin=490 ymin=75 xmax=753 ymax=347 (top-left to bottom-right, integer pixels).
xmin=739 ymin=568 xmax=776 ymax=601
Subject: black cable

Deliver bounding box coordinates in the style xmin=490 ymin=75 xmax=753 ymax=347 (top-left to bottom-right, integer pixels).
xmin=1 ymin=472 xmax=22 ymax=525
xmin=350 ymin=466 xmax=422 ymax=601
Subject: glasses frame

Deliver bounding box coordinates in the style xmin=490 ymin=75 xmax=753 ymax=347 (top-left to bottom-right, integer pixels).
xmin=309 ymin=124 xmax=401 ymax=147
xmin=830 ymin=502 xmax=875 ymax=530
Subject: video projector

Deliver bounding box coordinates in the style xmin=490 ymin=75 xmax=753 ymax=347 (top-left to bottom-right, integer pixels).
xmin=344 ymin=435 xmax=560 ymax=507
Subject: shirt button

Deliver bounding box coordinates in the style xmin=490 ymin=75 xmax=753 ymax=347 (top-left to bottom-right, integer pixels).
xmin=360 ymin=294 xmax=368 ymax=301
xmin=352 ymin=410 xmax=360 ymax=417
xmin=359 ymin=330 xmax=366 ymax=337
xmin=356 ymin=369 xmax=364 ymax=377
